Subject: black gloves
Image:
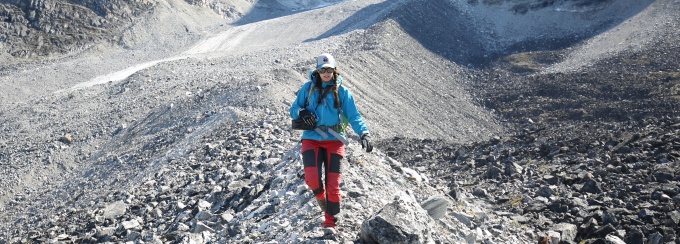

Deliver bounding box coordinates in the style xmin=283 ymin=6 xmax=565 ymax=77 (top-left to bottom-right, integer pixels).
xmin=361 ymin=133 xmax=373 ymax=153
xmin=299 ymin=109 xmax=317 ymax=128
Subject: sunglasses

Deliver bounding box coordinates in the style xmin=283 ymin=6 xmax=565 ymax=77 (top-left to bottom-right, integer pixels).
xmin=318 ymin=67 xmax=335 ymax=74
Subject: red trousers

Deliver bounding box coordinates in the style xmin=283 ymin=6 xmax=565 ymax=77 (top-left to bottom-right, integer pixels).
xmin=301 ymin=139 xmax=345 ymax=228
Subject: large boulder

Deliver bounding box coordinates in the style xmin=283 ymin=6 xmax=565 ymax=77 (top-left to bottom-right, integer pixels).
xmin=360 ymin=190 xmax=435 ymax=244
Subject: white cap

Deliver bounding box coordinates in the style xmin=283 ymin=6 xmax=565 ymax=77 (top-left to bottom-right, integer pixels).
xmin=316 ymin=53 xmax=336 ymax=69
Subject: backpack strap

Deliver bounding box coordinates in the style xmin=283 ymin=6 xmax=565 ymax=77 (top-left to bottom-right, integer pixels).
xmin=304 ymin=83 xmax=315 ymax=108
xmin=305 ymin=80 xmax=350 ymax=134
xmin=333 ymin=83 xmax=349 ymax=134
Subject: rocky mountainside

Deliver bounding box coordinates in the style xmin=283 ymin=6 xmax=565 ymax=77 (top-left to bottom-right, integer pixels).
xmin=0 ymin=0 xmax=151 ymax=60
xmin=1 ymin=0 xmax=679 ymax=243
xmin=0 ymin=0 xmax=346 ymax=63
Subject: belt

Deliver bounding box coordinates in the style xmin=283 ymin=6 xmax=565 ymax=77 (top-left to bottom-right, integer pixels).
xmin=317 ymin=124 xmax=343 ymax=131
xmin=314 ymin=125 xmax=349 ymax=146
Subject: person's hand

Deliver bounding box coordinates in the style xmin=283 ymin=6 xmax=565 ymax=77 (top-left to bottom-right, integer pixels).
xmin=361 ymin=133 xmax=373 ymax=152
xmin=299 ymin=109 xmax=317 ymax=127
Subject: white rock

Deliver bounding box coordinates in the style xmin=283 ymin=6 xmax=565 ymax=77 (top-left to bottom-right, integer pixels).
xmin=195 ymin=211 xmax=213 ymax=220
xmin=465 ymin=232 xmax=476 ymax=244
xmin=258 ymin=222 xmax=269 ymax=231
xmin=198 ymin=199 xmax=211 ymax=209
xmin=221 ymin=213 xmax=234 ymax=222
xmin=285 ymin=190 xmax=296 ymax=198
xmin=401 ymin=167 xmax=422 ymax=182
xmin=212 ymin=185 xmax=223 ymax=193
xmin=605 ymin=234 xmax=626 ymax=244
xmin=547 ymin=230 xmax=561 ymax=244
xmin=193 ymin=222 xmax=215 ymax=233
xmin=451 ymin=212 xmax=474 ymax=227
xmin=121 ymin=219 xmax=140 ymax=230
xmin=153 ymin=209 xmax=163 ymax=218
xmin=178 ymin=223 xmax=191 ymax=232
xmin=288 ymin=233 xmax=300 ymax=242
xmin=101 ymin=201 xmax=127 ymax=219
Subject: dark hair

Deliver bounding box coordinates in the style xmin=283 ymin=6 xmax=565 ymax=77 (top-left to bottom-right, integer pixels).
xmin=312 ymin=69 xmax=341 ymax=108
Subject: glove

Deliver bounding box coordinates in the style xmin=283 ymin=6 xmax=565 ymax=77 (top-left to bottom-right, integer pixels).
xmin=299 ymin=109 xmax=317 ymax=128
xmin=361 ymin=133 xmax=373 ymax=153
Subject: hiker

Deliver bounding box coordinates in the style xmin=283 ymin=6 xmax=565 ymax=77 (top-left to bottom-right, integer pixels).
xmin=290 ymin=53 xmax=373 ymax=235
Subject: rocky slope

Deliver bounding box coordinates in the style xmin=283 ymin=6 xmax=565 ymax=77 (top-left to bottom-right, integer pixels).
xmin=380 ymin=0 xmax=680 ymax=243
xmin=0 ymin=0 xmax=152 ymax=60
xmin=1 ymin=0 xmax=679 ymax=243
xmin=0 ymin=0 xmax=347 ymax=63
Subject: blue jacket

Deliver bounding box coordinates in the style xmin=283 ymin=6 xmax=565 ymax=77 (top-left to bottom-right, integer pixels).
xmin=290 ymin=74 xmax=369 ymax=141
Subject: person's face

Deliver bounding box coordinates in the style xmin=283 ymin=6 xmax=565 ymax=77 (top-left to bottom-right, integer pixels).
xmin=318 ymin=67 xmax=334 ymax=82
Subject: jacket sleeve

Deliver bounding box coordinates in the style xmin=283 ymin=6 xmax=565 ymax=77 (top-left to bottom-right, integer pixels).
xmin=290 ymin=82 xmax=310 ymax=119
xmin=339 ymin=86 xmax=369 ymax=136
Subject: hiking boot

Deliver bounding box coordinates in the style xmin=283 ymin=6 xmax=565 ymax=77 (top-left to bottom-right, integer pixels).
xmin=316 ymin=198 xmax=327 ymax=212
xmin=322 ymin=226 xmax=339 ymax=241
xmin=323 ymin=226 xmax=336 ymax=235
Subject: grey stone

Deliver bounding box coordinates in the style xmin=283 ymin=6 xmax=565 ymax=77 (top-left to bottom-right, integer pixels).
xmin=504 ymin=162 xmax=523 ymax=176
xmin=101 ymin=201 xmax=127 ymax=219
xmin=177 ymin=223 xmax=190 ymax=232
xmin=448 ymin=188 xmax=460 ymax=200
xmin=602 ymin=211 xmax=619 ymax=226
xmin=465 ymin=232 xmax=476 ymax=244
xmin=197 ymin=199 xmax=212 ymax=210
xmin=550 ymin=223 xmax=577 ymax=242
xmin=484 ymin=166 xmax=503 ymax=179
xmin=473 ymin=188 xmax=488 ymax=198
xmin=420 ymin=195 xmax=450 ymax=220
xmin=188 ymin=232 xmax=205 ymax=243
xmin=624 ymin=229 xmax=644 ymax=244
xmin=451 ymin=212 xmax=474 ymax=227
xmin=638 ymin=209 xmax=656 ymax=221
xmin=126 ymin=231 xmax=140 ymax=241
xmin=605 ymin=234 xmax=626 ymax=244
xmin=360 ymin=191 xmax=434 ymax=244
xmin=195 ymin=210 xmax=213 ymax=220
xmin=536 ymin=186 xmax=554 ymax=197
xmin=121 ymin=219 xmax=140 ymax=230
xmin=221 ymin=213 xmax=234 ymax=223
xmin=647 ymin=232 xmax=664 ymax=244
xmin=95 ymin=226 xmax=116 ymax=238
xmin=525 ymin=200 xmax=547 ymax=212
xmin=668 ymin=210 xmax=680 ymax=227
xmin=192 ymin=222 xmax=216 ymax=233
xmin=592 ymin=223 xmax=616 ymax=238
xmin=546 ymin=230 xmax=560 ymax=244
xmin=653 ymin=169 xmax=674 ymax=183
xmin=580 ymin=179 xmax=603 ymax=194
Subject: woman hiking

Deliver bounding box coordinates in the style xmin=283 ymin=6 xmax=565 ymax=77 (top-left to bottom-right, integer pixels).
xmin=290 ymin=53 xmax=373 ymax=235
